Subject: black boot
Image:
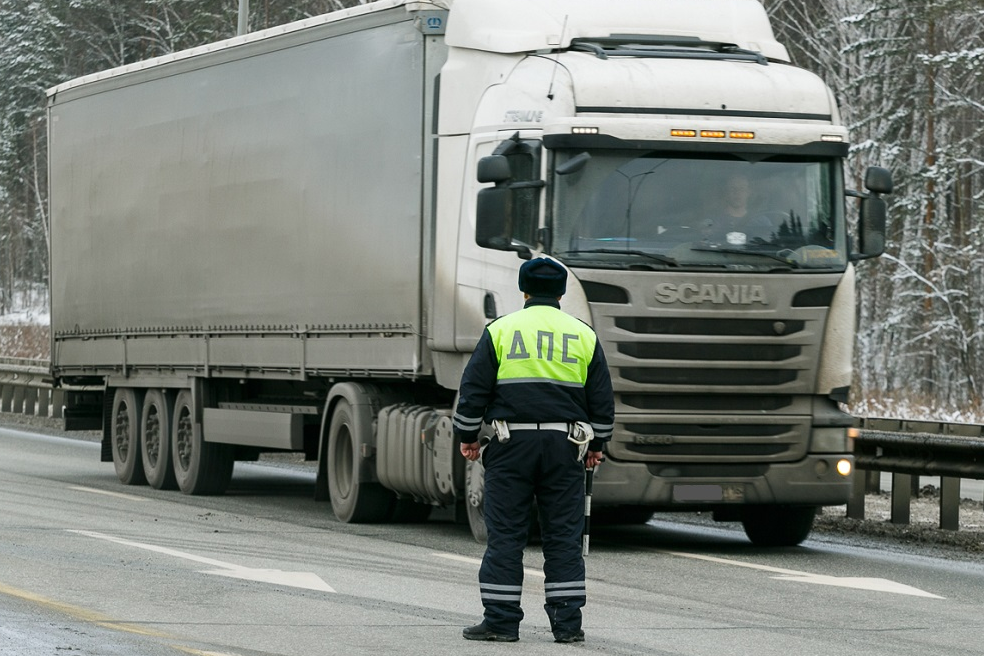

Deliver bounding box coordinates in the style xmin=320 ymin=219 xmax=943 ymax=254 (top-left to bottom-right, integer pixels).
xmin=462 ymin=621 xmax=519 ymax=642
xmin=554 ymin=629 xmax=585 ymax=643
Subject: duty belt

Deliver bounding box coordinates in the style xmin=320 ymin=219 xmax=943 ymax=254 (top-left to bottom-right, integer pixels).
xmin=507 ymin=422 xmax=569 ymax=433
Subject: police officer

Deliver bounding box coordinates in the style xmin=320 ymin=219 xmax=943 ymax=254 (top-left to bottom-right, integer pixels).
xmin=454 ymin=257 xmax=614 ymax=643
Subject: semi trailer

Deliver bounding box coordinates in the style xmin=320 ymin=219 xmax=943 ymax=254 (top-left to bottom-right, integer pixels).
xmin=46 ymin=0 xmax=891 ymax=546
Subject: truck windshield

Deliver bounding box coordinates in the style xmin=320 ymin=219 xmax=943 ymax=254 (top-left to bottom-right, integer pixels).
xmin=551 ymin=150 xmax=847 ymax=271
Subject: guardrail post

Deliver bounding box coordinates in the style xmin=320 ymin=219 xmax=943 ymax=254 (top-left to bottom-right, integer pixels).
xmin=0 ymin=383 xmax=11 ymax=412
xmin=37 ymin=388 xmax=51 ymax=417
xmin=24 ymin=387 xmax=38 ymax=415
xmin=52 ymin=389 xmax=65 ymax=419
xmin=11 ymin=385 xmax=25 ymax=414
xmin=939 ymin=477 xmax=960 ymax=531
xmin=890 ymin=472 xmax=911 ymax=524
xmin=847 ymin=470 xmax=866 ymax=519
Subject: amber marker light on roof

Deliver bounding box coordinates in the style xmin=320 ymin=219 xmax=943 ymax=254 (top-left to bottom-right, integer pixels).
xmin=670 ymin=129 xmax=696 ymax=137
xmin=700 ymin=130 xmax=726 ymax=138
xmin=729 ymin=131 xmax=755 ymax=139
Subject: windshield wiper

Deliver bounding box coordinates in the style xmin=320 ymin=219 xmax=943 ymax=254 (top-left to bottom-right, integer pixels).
xmin=689 ymin=245 xmax=799 ymax=268
xmin=558 ymin=248 xmax=679 ymax=266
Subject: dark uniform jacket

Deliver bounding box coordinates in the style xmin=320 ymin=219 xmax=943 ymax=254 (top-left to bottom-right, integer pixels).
xmin=453 ymin=297 xmax=615 ymax=451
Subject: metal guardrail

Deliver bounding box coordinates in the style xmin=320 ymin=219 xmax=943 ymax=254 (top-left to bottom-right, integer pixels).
xmin=849 ymin=417 xmax=983 ymax=530
xmin=0 ymin=358 xmax=62 ymax=419
xmin=1 ymin=360 xmax=982 ymax=530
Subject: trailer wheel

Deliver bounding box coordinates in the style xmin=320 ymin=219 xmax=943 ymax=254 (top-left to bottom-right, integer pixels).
xmin=171 ymin=389 xmax=233 ymax=495
xmin=464 ymin=458 xmax=487 ymax=543
xmin=327 ymin=399 xmax=393 ymax=523
xmin=111 ymin=388 xmax=147 ymax=485
xmin=140 ymin=389 xmax=177 ymax=490
xmin=741 ymin=506 xmax=817 ymax=547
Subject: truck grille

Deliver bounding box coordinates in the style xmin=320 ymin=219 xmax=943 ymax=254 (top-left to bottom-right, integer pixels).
xmin=622 ymin=421 xmax=798 ymax=458
xmin=576 ymin=270 xmax=843 ymax=465
xmin=615 ymin=317 xmax=805 ymax=336
xmin=619 ymin=367 xmax=798 ymax=386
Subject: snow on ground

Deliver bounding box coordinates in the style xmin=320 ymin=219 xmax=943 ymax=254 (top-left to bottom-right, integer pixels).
xmin=0 ymin=286 xmax=49 ymax=325
xmin=0 ymin=308 xmax=49 ymax=326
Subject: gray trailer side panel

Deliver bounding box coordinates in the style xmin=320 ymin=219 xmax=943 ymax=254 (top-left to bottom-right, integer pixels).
xmin=49 ymin=11 xmax=429 ymax=378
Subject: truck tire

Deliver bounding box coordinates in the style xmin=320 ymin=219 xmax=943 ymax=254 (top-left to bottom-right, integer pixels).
xmin=464 ymin=458 xmax=487 ymax=543
xmin=140 ymin=389 xmax=177 ymax=490
xmin=171 ymin=389 xmax=234 ymax=495
xmin=111 ymin=388 xmax=147 ymax=485
xmin=741 ymin=506 xmax=817 ymax=547
xmin=327 ymin=399 xmax=394 ymax=523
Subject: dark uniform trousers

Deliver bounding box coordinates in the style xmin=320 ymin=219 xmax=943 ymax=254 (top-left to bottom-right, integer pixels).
xmin=479 ymin=427 xmax=586 ymax=636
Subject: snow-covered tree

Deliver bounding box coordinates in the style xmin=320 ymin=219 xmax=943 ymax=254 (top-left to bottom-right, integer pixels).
xmin=0 ymin=0 xmax=63 ymax=313
xmin=767 ymin=0 xmax=983 ymax=420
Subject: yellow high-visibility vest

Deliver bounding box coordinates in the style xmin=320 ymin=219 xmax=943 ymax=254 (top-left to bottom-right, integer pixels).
xmin=487 ymin=305 xmax=597 ymax=387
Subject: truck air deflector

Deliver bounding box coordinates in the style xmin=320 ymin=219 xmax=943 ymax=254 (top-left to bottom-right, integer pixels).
xmin=570 ymin=35 xmax=768 ymax=65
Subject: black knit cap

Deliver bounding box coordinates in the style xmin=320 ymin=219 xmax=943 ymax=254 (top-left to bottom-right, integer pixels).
xmin=518 ymin=257 xmax=567 ymax=297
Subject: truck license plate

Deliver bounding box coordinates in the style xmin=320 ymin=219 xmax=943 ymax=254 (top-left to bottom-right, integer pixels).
xmin=673 ymin=484 xmax=744 ymax=502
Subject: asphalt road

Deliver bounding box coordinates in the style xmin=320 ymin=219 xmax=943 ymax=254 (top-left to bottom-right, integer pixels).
xmin=1 ymin=423 xmax=982 ymax=656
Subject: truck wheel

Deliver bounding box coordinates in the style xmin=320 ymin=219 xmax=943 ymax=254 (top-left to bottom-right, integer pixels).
xmin=741 ymin=506 xmax=817 ymax=547
xmin=327 ymin=399 xmax=393 ymax=523
xmin=140 ymin=389 xmax=177 ymax=490
xmin=464 ymin=458 xmax=487 ymax=543
xmin=171 ymin=389 xmax=233 ymax=495
xmin=111 ymin=388 xmax=147 ymax=485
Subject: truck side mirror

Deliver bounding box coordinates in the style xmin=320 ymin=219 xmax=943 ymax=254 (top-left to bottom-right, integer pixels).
xmin=476 ymin=187 xmax=513 ymax=249
xmin=475 ymin=137 xmax=541 ymax=258
xmin=864 ymin=166 xmax=893 ymax=195
xmin=556 ymin=151 xmax=591 ymax=176
xmin=857 ymin=196 xmax=886 ymax=258
xmin=851 ymin=166 xmax=892 ymax=260
xmin=477 ymin=155 xmax=511 ymax=183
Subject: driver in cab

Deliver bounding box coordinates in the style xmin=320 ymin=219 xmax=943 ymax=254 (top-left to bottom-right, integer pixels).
xmin=702 ymin=171 xmax=775 ymax=245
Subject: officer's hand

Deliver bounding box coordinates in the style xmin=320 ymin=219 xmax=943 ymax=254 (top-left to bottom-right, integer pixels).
xmin=460 ymin=442 xmax=481 ymax=461
xmin=585 ymin=450 xmax=604 ymax=469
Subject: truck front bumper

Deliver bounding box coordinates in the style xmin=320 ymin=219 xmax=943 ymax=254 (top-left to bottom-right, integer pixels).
xmin=590 ymin=454 xmax=854 ymax=508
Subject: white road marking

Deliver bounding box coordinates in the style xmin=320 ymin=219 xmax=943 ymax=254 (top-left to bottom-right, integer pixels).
xmin=68 ymin=485 xmax=147 ymax=502
xmin=662 ymin=550 xmax=944 ymax=599
xmin=432 ymin=552 xmax=546 ymax=579
xmin=68 ymin=530 xmax=335 ymax=593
